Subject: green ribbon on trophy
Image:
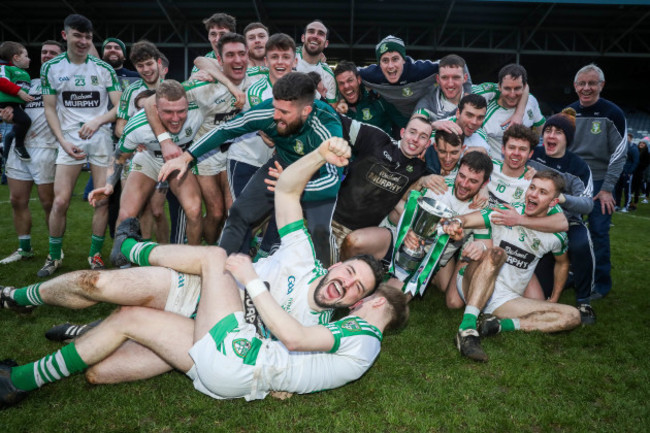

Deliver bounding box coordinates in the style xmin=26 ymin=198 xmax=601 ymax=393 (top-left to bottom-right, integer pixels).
xmin=389 ymin=189 xmax=453 ymax=297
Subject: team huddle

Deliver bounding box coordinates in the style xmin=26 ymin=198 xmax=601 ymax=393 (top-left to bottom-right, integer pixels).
xmin=0 ymin=11 xmax=627 ymax=408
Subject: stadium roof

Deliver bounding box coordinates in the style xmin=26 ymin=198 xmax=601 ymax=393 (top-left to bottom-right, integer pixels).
xmin=2 ymin=0 xmax=649 ymax=60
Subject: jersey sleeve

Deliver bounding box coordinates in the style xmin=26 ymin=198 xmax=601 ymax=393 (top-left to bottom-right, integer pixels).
xmin=529 ymin=95 xmax=545 ymax=127
xmin=551 ymin=232 xmax=568 ymax=256
xmin=188 ymin=99 xmax=274 ymax=159
xmin=117 ymin=112 xmax=148 ymax=152
xmin=40 ymin=61 xmax=57 ymax=96
xmin=0 ymin=70 xmax=21 ymax=95
xmin=472 ymin=82 xmax=498 ymax=102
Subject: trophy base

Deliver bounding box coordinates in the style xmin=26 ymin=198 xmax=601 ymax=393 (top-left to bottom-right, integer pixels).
xmin=395 ymin=249 xmax=425 ymax=274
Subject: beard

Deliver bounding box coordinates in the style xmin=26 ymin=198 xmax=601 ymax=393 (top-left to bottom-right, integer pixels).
xmin=276 ymin=118 xmax=304 ymax=137
xmin=103 ymin=56 xmax=124 ymax=69
xmin=312 ymin=275 xmax=347 ymax=309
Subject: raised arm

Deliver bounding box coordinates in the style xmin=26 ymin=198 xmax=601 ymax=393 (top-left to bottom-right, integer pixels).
xmin=274 ymin=136 xmax=350 ymax=228
xmin=225 ymin=254 xmax=335 ymax=352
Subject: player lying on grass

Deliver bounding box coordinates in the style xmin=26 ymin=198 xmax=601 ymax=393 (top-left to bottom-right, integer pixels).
xmin=0 ymin=137 xmax=407 ymax=408
xmin=1 ymin=135 xmax=384 ymax=384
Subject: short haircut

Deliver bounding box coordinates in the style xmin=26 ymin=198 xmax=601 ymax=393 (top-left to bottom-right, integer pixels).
xmin=0 ymin=41 xmax=26 ymax=62
xmin=532 ymin=170 xmax=566 ymax=197
xmin=435 ymin=129 xmax=463 ymax=148
xmin=304 ymin=19 xmax=329 ymax=39
xmin=159 ymin=52 xmax=169 ymax=69
xmin=243 ymin=22 xmax=269 ymax=36
xmin=502 ymin=123 xmax=538 ymax=151
xmin=133 ymin=89 xmax=156 ymax=109
xmin=574 ymin=63 xmax=605 ymax=83
xmin=307 ymin=71 xmax=322 ymax=87
xmin=216 ymin=33 xmax=246 ymax=57
xmin=459 ymin=151 xmax=493 ymax=183
xmin=64 ymin=14 xmax=93 ymax=34
xmin=155 ymin=80 xmax=186 ymax=103
xmin=130 ymin=40 xmax=160 ymax=65
xmin=458 ymin=93 xmax=487 ymax=113
xmin=374 ymin=283 xmax=409 ymax=332
xmin=203 ymin=13 xmax=236 ymax=32
xmin=345 ymin=254 xmax=385 ymax=295
xmin=439 ymin=54 xmax=466 ymax=69
xmin=42 ymin=40 xmax=65 ymax=52
xmin=334 ymin=60 xmax=359 ymax=78
xmin=272 ymin=72 xmax=316 ymax=106
xmin=265 ymin=33 xmax=296 ymax=54
xmin=498 ymin=63 xmax=528 ymax=86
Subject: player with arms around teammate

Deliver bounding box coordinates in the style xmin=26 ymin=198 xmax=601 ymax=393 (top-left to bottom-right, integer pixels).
xmin=39 ymin=14 xmax=122 ymax=277
xmin=445 ymin=171 xmax=580 ymax=362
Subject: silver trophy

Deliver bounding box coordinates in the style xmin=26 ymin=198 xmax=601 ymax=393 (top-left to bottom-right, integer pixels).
xmin=395 ymin=196 xmax=454 ymax=273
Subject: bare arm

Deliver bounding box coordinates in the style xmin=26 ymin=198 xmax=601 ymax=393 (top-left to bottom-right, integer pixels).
xmin=193 ymin=56 xmax=244 ymax=109
xmin=548 ymin=252 xmax=570 ymax=303
xmin=490 ymin=206 xmax=569 ymax=233
xmin=275 ymin=137 xmax=350 ymax=229
xmin=115 ymin=118 xmax=127 ymax=138
xmin=225 ymin=254 xmax=335 ymax=352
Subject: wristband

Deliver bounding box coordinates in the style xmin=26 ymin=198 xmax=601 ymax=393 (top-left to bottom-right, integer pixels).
xmin=451 ymin=217 xmax=463 ymax=228
xmin=157 ymin=132 xmax=172 ymax=142
xmin=246 ymin=278 xmax=267 ymax=299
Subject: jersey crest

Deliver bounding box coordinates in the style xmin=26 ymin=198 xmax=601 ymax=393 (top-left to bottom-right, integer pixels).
xmin=402 ymin=87 xmax=413 ymax=97
xmin=91 ymin=75 xmax=99 ymax=86
xmin=513 ymin=187 xmax=524 ymax=200
xmin=232 ymin=338 xmax=252 ymax=358
xmin=294 ymin=139 xmax=305 ymax=155
xmin=184 ymin=127 xmax=193 ymax=137
xmin=361 ymin=108 xmax=373 ymax=121
xmin=340 ymin=318 xmax=362 ymax=331
xmin=590 ymin=121 xmax=602 ymax=134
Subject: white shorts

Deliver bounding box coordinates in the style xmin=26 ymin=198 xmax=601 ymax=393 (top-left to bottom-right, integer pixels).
xmin=5 ymin=146 xmax=56 ymax=184
xmin=456 ymin=269 xmax=519 ymax=314
xmin=186 ymin=312 xmax=261 ymax=400
xmin=55 ymin=128 xmax=113 ymax=167
xmin=163 ymin=270 xmax=202 ymax=317
xmin=130 ymin=151 xmax=164 ymax=182
xmin=196 ymin=150 xmax=227 ymax=176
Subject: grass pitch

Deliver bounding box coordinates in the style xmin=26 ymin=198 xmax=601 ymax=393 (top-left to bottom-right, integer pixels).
xmin=1 ymin=172 xmax=649 ymax=432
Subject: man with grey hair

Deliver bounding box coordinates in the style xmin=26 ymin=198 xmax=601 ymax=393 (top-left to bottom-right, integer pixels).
xmin=567 ymin=64 xmax=627 ymax=300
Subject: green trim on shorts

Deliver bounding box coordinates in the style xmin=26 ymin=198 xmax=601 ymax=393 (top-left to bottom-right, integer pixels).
xmin=209 ymin=313 xmax=261 ymax=365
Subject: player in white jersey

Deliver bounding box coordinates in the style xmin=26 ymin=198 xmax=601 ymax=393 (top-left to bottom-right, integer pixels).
xmin=473 ymin=64 xmax=544 ymax=158
xmin=296 ymin=20 xmax=337 ymax=104
xmin=444 ymin=171 xmax=580 ymax=362
xmin=0 ymin=41 xmax=63 ymax=265
xmin=227 ymin=33 xmax=296 ymax=202
xmin=37 ymin=14 xmax=122 ymax=278
xmin=0 ymin=137 xmax=397 ymax=407
xmin=149 ymin=34 xmax=252 ymax=244
xmin=115 ymin=41 xmax=163 ymax=137
xmin=487 ymin=124 xmax=538 ymax=208
xmin=88 ymin=81 xmax=205 ymax=258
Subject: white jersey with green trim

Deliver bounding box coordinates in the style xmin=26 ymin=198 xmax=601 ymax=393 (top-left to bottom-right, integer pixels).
xmin=184 ymin=75 xmax=252 ymax=139
xmin=295 ymin=51 xmax=337 ymax=103
xmin=482 ymin=93 xmax=545 ymax=158
xmin=423 ymin=181 xmax=489 ymax=266
xmin=488 ymin=159 xmax=531 ymax=208
xmin=117 ymin=103 xmax=203 ymax=156
xmin=252 ymin=220 xmax=333 ymax=329
xmin=481 ymin=204 xmax=567 ymax=296
xmin=40 ymin=53 xmax=121 ymax=133
xmin=23 ymin=78 xmax=57 ymax=148
xmin=252 ymin=315 xmax=381 ymax=399
xmin=227 ymin=75 xmax=275 ymax=166
xmin=246 ymin=65 xmax=268 ymax=83
xmin=117 ymin=78 xmax=157 ymax=121
xmin=444 ymin=115 xmax=489 ymax=152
